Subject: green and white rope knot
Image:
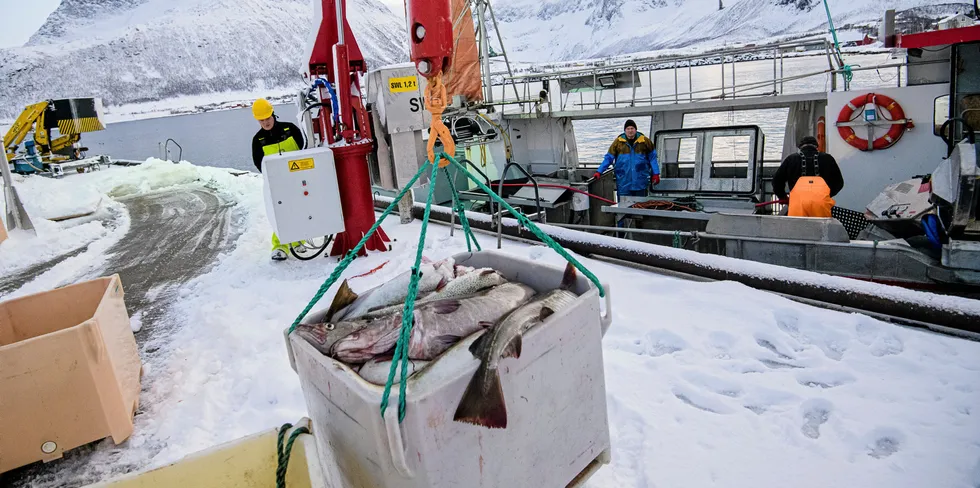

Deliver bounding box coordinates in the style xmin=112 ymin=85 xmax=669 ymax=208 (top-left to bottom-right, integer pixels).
xmin=276 ymin=422 xmax=310 ymax=488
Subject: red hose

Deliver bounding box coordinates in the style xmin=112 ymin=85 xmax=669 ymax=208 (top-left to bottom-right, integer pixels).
xmin=498 ymin=183 xmax=617 ymax=205
xmin=755 ymin=198 xmax=788 ymax=208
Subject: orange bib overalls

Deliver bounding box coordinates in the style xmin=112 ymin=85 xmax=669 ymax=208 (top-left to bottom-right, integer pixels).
xmin=788 ymin=151 xmax=835 ymax=218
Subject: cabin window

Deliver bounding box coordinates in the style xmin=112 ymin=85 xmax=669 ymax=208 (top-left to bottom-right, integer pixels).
xmin=660 ymin=137 xmax=697 ymax=179
xmin=709 ymin=135 xmax=750 ymax=178
xmin=934 ymin=95 xmax=950 ymax=137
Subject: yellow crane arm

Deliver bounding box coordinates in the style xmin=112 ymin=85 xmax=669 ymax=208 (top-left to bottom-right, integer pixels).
xmin=49 ymin=134 xmax=81 ymax=154
xmin=3 ymin=101 xmax=50 ymax=160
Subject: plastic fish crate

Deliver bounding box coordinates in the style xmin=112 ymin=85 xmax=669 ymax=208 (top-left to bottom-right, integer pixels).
xmin=285 ymin=250 xmax=613 ymax=488
xmin=83 ymin=420 xmax=327 ymax=488
xmin=0 ymin=275 xmax=142 ymax=474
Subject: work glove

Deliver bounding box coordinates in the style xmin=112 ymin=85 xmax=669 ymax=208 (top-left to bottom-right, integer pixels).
xmin=651 ymin=174 xmax=661 ymax=186
xmin=592 ymin=171 xmax=602 ymax=180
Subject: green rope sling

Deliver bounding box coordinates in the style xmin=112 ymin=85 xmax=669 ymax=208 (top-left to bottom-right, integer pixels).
xmin=288 ymin=152 xmax=605 ymax=423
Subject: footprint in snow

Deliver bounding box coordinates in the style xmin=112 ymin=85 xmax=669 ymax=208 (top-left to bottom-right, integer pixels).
xmin=681 ymin=371 xmax=743 ymax=398
xmin=705 ymin=331 xmax=737 ymax=359
xmin=800 ymin=398 xmax=833 ymax=439
xmin=741 ymin=386 xmax=800 ymax=415
xmin=865 ymin=427 xmax=905 ymax=459
xmin=672 ymin=385 xmax=734 ymax=414
xmin=795 ymin=370 xmax=856 ymax=389
xmin=639 ymin=329 xmax=688 ymax=357
xmin=855 ymin=319 xmax=880 ymax=346
xmin=759 ymin=359 xmax=803 ymax=370
xmin=754 ymin=334 xmax=795 ymax=360
xmin=773 ymin=309 xmax=802 ymax=338
xmin=869 ymin=333 xmax=904 ymax=357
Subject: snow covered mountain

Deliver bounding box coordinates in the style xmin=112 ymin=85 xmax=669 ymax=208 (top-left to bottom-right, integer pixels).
xmin=0 ymin=0 xmax=408 ymax=120
xmin=0 ymin=0 xmax=968 ymax=120
xmin=490 ymin=0 xmax=972 ymax=62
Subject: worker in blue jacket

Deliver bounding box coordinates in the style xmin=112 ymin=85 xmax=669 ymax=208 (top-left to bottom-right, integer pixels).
xmin=593 ymin=119 xmax=660 ymax=197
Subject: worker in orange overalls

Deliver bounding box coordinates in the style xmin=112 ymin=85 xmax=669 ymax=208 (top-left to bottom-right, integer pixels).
xmin=772 ymin=136 xmax=844 ymax=217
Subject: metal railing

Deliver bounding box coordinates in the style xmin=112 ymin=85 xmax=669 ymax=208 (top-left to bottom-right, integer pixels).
xmin=161 ymin=138 xmax=182 ymax=162
xmin=485 ymin=38 xmax=837 ymax=114
xmin=496 ymin=162 xmax=543 ymax=249
xmin=483 ymin=38 xmax=925 ymax=116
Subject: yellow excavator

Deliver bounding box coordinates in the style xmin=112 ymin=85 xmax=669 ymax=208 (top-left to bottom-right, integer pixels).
xmin=3 ymin=98 xmax=106 ymax=168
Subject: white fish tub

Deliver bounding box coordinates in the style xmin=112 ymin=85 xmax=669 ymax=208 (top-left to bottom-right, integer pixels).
xmin=285 ymin=250 xmax=613 ymax=487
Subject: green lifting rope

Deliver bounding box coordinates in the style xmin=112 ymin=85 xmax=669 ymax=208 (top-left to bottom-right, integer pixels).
xmin=823 ymin=0 xmax=854 ymax=89
xmin=289 ymin=151 xmax=605 ymax=424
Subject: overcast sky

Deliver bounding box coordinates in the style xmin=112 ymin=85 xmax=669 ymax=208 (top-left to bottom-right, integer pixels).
xmin=0 ymin=1 xmax=406 ymax=49
xmin=0 ymin=0 xmax=61 ymax=48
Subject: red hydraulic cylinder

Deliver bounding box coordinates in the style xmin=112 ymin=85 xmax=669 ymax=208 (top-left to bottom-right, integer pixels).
xmin=307 ymin=0 xmax=390 ymax=257
xmin=406 ymin=0 xmax=454 ymax=77
xmin=330 ymin=141 xmax=390 ymax=257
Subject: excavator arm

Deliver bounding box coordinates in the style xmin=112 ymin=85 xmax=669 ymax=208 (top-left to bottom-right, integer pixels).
xmin=3 ymin=101 xmax=49 ymax=161
xmin=48 ymin=134 xmax=81 ymax=155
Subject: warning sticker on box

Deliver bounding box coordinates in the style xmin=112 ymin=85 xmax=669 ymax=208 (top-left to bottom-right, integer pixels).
xmin=289 ymin=158 xmax=315 ymax=172
xmin=388 ymin=76 xmax=418 ymax=93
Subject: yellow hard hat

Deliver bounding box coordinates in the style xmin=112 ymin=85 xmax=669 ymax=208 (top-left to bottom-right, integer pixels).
xmin=252 ymin=98 xmax=274 ymax=120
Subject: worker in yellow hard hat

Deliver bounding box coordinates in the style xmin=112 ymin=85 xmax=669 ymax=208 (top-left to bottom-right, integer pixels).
xmin=251 ymin=98 xmax=307 ymax=261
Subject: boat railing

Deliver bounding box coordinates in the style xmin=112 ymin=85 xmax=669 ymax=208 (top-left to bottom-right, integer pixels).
xmin=496 ymin=162 xmax=542 ymax=249
xmin=482 ymin=38 xmax=925 ymax=116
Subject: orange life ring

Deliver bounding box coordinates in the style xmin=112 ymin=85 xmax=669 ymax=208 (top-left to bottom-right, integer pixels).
xmin=836 ymin=93 xmax=912 ymax=151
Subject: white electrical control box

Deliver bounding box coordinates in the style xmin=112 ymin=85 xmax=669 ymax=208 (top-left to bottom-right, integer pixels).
xmin=262 ymin=147 xmax=345 ymax=244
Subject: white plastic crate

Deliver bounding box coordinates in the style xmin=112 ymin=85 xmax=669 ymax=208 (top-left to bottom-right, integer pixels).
xmin=286 ymin=250 xmax=613 ymax=487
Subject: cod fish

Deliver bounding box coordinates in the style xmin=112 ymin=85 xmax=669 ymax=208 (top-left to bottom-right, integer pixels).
xmin=294 ymin=320 xmax=372 ymax=357
xmin=359 ymin=268 xmax=508 ymax=320
xmin=326 ymin=257 xmax=456 ymax=321
xmin=454 ymin=263 xmax=579 ymax=429
xmin=330 ymin=282 xmax=537 ymax=363
xmin=357 ymin=355 xmax=431 ymax=385
xmin=454 ymin=265 xmax=476 ymax=277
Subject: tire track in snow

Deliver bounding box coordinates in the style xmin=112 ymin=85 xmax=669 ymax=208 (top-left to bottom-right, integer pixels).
xmin=0 ymin=245 xmax=92 ymax=297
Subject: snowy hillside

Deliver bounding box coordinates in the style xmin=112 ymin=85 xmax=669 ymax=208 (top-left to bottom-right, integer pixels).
xmin=0 ymin=0 xmax=408 ymax=120
xmin=0 ymin=0 xmax=969 ymax=120
xmin=490 ymin=0 xmax=972 ymax=62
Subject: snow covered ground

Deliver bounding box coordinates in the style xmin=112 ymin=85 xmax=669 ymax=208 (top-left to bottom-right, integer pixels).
xmin=1 ymin=161 xmax=979 ymax=487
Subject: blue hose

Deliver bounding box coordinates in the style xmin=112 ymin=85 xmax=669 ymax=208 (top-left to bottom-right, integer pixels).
xmin=310 ymin=78 xmax=341 ymax=126
xmin=325 ymin=82 xmax=341 ymax=126
xmin=922 ymin=214 xmax=943 ymax=249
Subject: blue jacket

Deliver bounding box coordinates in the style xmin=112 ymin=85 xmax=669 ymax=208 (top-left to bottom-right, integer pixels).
xmin=597 ymin=132 xmax=659 ymax=192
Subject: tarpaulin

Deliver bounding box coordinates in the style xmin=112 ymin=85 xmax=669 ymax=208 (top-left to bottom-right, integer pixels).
xmin=444 ymin=0 xmax=483 ymax=102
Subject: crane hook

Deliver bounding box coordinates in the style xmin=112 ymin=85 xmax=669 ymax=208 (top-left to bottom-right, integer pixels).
xmin=424 ymin=72 xmax=455 ymax=167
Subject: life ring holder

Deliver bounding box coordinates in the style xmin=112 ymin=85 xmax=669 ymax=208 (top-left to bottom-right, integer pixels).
xmin=836 ymin=93 xmax=914 ymax=151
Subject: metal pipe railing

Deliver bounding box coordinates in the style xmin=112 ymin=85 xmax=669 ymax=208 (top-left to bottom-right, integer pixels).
xmin=497 ymin=162 xmax=541 ymax=249
xmin=164 ymin=138 xmax=183 ymax=163
xmin=500 ymin=38 xmax=833 ymax=83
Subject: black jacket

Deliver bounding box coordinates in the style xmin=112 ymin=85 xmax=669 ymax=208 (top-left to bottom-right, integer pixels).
xmin=251 ymin=120 xmax=305 ymax=172
xmin=772 ymin=148 xmax=844 ymax=200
